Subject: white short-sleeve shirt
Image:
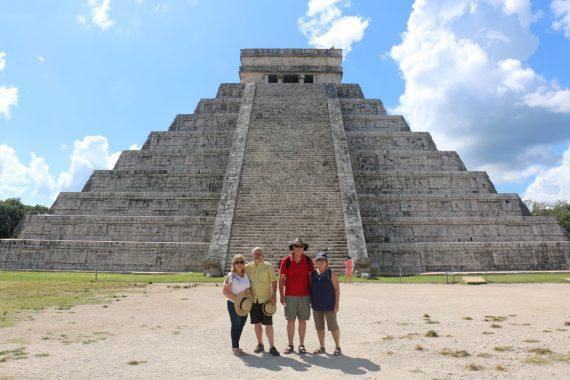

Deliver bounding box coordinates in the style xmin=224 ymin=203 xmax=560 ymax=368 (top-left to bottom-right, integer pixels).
xmin=226 ymin=272 xmax=250 ymax=298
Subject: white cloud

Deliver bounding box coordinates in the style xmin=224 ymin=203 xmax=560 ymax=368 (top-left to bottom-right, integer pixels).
xmin=78 ymin=0 xmax=114 ymax=30
xmin=0 ymin=136 xmax=125 ymax=205
xmin=552 ymin=0 xmax=570 ymax=38
xmin=0 ymin=86 xmax=18 ymax=119
xmin=56 ymin=135 xmax=121 ymax=192
xmin=37 ymin=56 xmax=45 ymax=63
xmin=77 ymin=15 xmax=88 ymax=25
xmin=298 ymin=0 xmax=369 ymax=55
xmin=0 ymin=52 xmax=18 ymax=120
xmin=523 ymin=143 xmax=570 ymax=202
xmin=524 ymin=87 xmax=570 ymax=113
xmin=90 ymin=0 xmax=114 ymax=30
xmin=390 ymin=0 xmax=570 ymax=189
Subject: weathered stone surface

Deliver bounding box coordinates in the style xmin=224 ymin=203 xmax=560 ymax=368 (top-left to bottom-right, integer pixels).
xmin=354 ymin=171 xmax=496 ymax=194
xmin=343 ymin=115 xmax=410 ymax=132
xmin=114 ymin=150 xmax=230 ymax=171
xmin=362 ymin=216 xmax=567 ymax=243
xmin=325 ymin=83 xmax=369 ymax=273
xmin=168 ymin=114 xmax=237 ymax=132
xmin=339 ymin=99 xmax=386 ymax=115
xmin=369 ymin=241 xmax=570 ymax=274
xmin=358 ymin=194 xmax=530 ymax=218
xmin=347 ymin=131 xmax=437 ymax=151
xmin=0 ymin=239 xmax=207 ymax=272
xmin=351 ymin=150 xmax=465 ymax=172
xmin=141 ymin=131 xmax=233 ymax=150
xmin=18 ymin=215 xmax=214 ymax=242
xmin=204 ymin=83 xmax=256 ymax=276
xmin=51 ymin=192 xmax=219 ymax=216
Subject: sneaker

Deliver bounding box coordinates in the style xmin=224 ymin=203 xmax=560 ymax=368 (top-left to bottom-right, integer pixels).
xmin=269 ymin=346 xmax=280 ymax=356
xmin=254 ymin=343 xmax=264 ymax=353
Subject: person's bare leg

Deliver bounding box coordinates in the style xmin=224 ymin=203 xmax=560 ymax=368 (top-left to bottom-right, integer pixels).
xmin=265 ymin=325 xmax=275 ymax=347
xmin=331 ymin=329 xmax=340 ymax=348
xmin=317 ymin=329 xmax=325 ymax=348
xmin=254 ymin=323 xmax=263 ymax=345
xmin=287 ymin=320 xmax=295 ymax=346
xmin=298 ymin=319 xmax=307 ymax=346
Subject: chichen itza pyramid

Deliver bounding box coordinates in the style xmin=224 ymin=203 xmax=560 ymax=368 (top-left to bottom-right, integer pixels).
xmin=1 ymin=48 xmax=568 ymax=276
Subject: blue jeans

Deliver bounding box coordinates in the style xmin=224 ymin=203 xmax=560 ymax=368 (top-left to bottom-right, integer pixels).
xmin=227 ymin=300 xmax=248 ymax=348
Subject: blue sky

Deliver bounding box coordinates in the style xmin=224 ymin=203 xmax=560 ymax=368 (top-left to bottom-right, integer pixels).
xmin=1 ymin=0 xmax=569 ymax=206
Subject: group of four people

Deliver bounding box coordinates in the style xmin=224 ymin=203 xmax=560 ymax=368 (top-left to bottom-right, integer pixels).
xmin=223 ymin=238 xmax=343 ymax=357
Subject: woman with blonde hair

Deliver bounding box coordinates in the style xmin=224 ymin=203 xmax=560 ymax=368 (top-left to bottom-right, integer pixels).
xmin=222 ymin=254 xmax=251 ymax=355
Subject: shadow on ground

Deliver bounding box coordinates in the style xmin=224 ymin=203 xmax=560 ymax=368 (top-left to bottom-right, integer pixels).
xmin=239 ymin=352 xmax=381 ymax=375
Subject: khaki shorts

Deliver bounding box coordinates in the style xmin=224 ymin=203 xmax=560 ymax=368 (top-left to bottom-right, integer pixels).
xmin=313 ymin=309 xmax=339 ymax=331
xmin=284 ymin=296 xmax=311 ymax=321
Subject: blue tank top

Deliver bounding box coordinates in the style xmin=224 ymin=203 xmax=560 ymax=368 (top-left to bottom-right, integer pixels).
xmin=310 ymin=269 xmax=335 ymax=311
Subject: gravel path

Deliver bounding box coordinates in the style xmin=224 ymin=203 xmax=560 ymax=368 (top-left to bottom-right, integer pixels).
xmin=1 ymin=283 xmax=569 ymax=379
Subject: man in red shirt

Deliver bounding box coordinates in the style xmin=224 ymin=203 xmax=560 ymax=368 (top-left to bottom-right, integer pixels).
xmin=278 ymin=238 xmax=314 ymax=354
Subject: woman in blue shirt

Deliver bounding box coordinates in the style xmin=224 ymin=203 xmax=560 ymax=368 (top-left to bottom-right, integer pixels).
xmin=310 ymin=251 xmax=341 ymax=356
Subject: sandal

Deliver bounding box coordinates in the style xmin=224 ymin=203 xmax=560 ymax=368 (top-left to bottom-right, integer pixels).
xmin=299 ymin=345 xmax=307 ymax=354
xmin=313 ymin=347 xmax=326 ymax=354
xmin=283 ymin=344 xmax=294 ymax=354
xmin=333 ymin=347 xmax=342 ymax=356
xmin=233 ymin=348 xmax=244 ymax=356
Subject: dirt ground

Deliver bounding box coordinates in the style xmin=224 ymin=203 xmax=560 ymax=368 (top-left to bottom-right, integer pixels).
xmin=0 ymin=282 xmax=569 ymax=379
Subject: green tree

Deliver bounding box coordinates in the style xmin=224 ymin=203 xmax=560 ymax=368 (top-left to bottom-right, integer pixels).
xmin=0 ymin=198 xmax=49 ymax=239
xmin=525 ymin=200 xmax=570 ymax=237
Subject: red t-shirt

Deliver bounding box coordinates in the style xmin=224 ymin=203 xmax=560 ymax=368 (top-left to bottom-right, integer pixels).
xmin=279 ymin=254 xmax=314 ymax=296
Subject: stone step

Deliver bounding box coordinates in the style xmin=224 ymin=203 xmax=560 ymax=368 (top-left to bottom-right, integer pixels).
xmin=351 ymin=150 xmax=465 ymax=172
xmin=114 ymin=150 xmax=230 ymax=171
xmin=335 ymin=84 xmax=364 ymax=99
xmin=141 ymin=131 xmax=232 ymax=150
xmin=357 ymin=193 xmax=529 ymax=217
xmin=168 ymin=114 xmax=237 ymax=132
xmin=83 ymin=170 xmax=225 ymax=193
xmin=342 ymin=114 xmax=410 ymax=132
xmin=361 ymin=216 xmax=567 ymax=243
xmin=368 ymin=241 xmax=570 ymax=275
xmin=51 ymin=192 xmax=220 ymax=216
xmin=339 ymin=99 xmax=386 ymax=115
xmin=17 ymin=215 xmax=215 ymax=242
xmin=354 ymin=171 xmax=496 ymax=194
xmin=347 ymin=131 xmax=437 ymax=151
xmin=0 ymin=239 xmax=208 ymax=272
xmin=194 ymin=98 xmax=241 ymax=114
xmin=216 ymin=83 xmax=245 ymax=98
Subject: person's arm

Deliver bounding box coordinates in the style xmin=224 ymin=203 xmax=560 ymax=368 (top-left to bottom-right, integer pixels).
xmin=270 ymin=280 xmax=277 ymax=304
xmin=269 ymin=265 xmax=277 ymax=304
xmin=222 ymin=275 xmax=237 ymax=302
xmin=332 ymin=271 xmax=340 ymax=313
xmin=278 ymin=273 xmax=286 ymax=305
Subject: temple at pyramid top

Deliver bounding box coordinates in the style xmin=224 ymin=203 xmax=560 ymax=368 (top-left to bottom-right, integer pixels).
xmin=239 ymin=48 xmax=343 ymax=84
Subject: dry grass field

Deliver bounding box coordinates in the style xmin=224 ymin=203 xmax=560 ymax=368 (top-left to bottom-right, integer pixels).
xmin=0 ymin=274 xmax=569 ymax=379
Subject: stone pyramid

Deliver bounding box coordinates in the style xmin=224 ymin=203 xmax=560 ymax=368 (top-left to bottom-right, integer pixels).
xmin=1 ymin=48 xmax=568 ymax=276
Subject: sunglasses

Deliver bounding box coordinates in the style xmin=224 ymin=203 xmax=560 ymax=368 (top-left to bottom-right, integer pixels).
xmin=316 ymin=258 xmax=326 ymax=262
xmin=234 ymin=261 xmax=245 ymax=265
xmin=294 ymin=244 xmax=304 ymax=248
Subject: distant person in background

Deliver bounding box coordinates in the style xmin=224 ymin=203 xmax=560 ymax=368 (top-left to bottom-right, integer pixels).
xmin=245 ymin=247 xmax=280 ymax=356
xmin=279 ymin=238 xmax=314 ymax=354
xmin=222 ymin=254 xmax=251 ymax=356
xmin=311 ymin=251 xmax=342 ymax=356
xmin=344 ymin=256 xmax=353 ymax=283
